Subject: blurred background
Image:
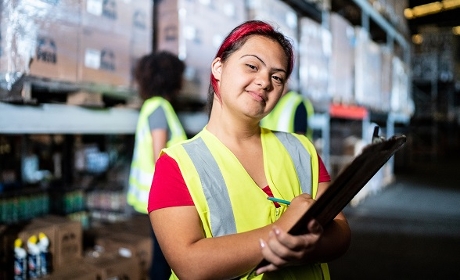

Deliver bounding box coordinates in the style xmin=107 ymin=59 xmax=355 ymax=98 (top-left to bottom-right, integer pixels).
xmin=1 ymin=0 xmax=459 ymax=279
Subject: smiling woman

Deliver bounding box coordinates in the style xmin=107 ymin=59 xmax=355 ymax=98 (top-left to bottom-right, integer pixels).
xmin=148 ymin=20 xmax=351 ymax=280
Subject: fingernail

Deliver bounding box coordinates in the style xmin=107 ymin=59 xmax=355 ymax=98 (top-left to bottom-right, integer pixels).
xmin=259 ymin=238 xmax=265 ymax=248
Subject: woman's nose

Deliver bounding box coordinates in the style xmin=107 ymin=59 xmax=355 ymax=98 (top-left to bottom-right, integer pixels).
xmin=255 ymin=73 xmax=271 ymax=91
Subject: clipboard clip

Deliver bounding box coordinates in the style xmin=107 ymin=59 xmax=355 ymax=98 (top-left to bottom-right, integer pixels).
xmin=372 ymin=126 xmax=385 ymax=144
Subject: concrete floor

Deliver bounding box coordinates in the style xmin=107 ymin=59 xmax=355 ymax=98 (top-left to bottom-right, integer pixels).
xmin=328 ymin=158 xmax=460 ymax=279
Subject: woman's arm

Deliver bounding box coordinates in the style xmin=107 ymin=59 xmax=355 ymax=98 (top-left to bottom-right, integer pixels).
xmin=151 ymin=129 xmax=168 ymax=162
xmin=150 ymin=205 xmax=298 ymax=279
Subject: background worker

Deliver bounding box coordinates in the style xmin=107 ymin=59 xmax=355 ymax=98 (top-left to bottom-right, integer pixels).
xmin=127 ymin=51 xmax=187 ymax=280
xmin=260 ymin=87 xmax=315 ymax=139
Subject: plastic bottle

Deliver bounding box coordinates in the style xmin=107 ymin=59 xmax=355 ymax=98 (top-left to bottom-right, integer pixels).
xmin=38 ymin=232 xmax=51 ymax=276
xmin=27 ymin=235 xmax=40 ymax=279
xmin=13 ymin=238 xmax=27 ymax=280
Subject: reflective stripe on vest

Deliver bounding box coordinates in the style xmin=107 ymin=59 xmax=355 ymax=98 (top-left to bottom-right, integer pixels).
xmin=183 ymin=137 xmax=237 ymax=236
xmin=273 ymin=132 xmax=312 ymax=195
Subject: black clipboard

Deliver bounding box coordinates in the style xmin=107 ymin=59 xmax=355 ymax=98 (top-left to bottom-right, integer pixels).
xmin=248 ymin=130 xmax=406 ymax=278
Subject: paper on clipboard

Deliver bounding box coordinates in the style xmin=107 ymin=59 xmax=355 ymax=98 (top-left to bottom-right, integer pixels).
xmin=248 ymin=133 xmax=407 ymax=278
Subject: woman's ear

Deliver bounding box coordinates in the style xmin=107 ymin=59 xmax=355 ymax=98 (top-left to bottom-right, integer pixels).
xmin=211 ymin=57 xmax=222 ymax=80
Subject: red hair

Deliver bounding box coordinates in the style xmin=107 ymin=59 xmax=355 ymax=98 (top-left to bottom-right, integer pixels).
xmin=207 ymin=20 xmax=294 ymax=110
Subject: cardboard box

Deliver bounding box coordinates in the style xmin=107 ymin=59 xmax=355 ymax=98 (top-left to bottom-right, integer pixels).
xmin=78 ymin=27 xmax=131 ymax=87
xmin=129 ymin=0 xmax=153 ymax=87
xmin=46 ymin=259 xmax=99 ymax=280
xmin=84 ymin=252 xmax=140 ymax=280
xmin=0 ymin=0 xmax=80 ymax=82
xmin=28 ymin=20 xmax=79 ymax=82
xmin=93 ymin=231 xmax=152 ymax=279
xmin=81 ymin=0 xmax=133 ymax=37
xmin=329 ymin=12 xmax=355 ymax=104
xmin=35 ymin=215 xmax=83 ymax=270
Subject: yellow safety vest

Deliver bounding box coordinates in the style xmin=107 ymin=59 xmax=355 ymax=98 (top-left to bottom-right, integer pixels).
xmin=163 ymin=127 xmax=330 ymax=280
xmin=128 ymin=96 xmax=187 ymax=214
xmin=261 ymin=91 xmax=315 ymax=140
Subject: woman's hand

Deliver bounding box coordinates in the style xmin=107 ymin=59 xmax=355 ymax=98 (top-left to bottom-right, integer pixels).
xmin=256 ymin=219 xmax=323 ymax=275
xmin=255 ymin=194 xmax=324 ymax=274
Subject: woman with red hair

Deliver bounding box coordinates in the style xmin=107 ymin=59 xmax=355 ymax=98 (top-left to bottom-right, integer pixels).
xmin=148 ymin=20 xmax=351 ymax=279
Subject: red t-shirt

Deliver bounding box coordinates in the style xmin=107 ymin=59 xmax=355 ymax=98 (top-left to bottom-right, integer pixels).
xmin=148 ymin=153 xmax=331 ymax=213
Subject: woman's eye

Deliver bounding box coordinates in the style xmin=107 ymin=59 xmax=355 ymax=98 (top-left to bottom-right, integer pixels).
xmin=272 ymin=75 xmax=284 ymax=83
xmin=246 ymin=64 xmax=257 ymax=70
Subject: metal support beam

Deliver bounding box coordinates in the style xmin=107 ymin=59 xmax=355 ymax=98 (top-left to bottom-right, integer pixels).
xmin=351 ymin=0 xmax=408 ymax=50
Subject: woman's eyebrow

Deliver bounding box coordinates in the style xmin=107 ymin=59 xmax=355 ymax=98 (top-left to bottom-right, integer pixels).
xmin=240 ymin=54 xmax=287 ymax=74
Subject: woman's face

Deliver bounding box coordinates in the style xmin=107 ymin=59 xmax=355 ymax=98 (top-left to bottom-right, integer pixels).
xmin=211 ymin=35 xmax=288 ymax=121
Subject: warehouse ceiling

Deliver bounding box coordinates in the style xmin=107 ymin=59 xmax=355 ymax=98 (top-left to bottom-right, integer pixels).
xmin=407 ymin=0 xmax=460 ymax=34
xmin=330 ymin=0 xmax=460 ymax=41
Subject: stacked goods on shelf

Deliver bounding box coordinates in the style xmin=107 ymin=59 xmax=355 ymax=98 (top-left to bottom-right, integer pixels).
xmin=79 ymin=0 xmax=152 ymax=88
xmin=354 ymin=27 xmax=383 ymax=111
xmin=129 ymin=0 xmax=153 ymax=89
xmin=0 ymin=189 xmax=49 ymax=224
xmin=86 ymin=189 xmax=128 ymax=224
xmin=367 ymin=0 xmax=409 ymax=36
xmin=48 ymin=188 xmax=86 ymax=216
xmin=156 ymin=0 xmax=247 ymax=101
xmin=391 ymin=55 xmax=412 ymax=116
xmin=0 ymin=0 xmax=80 ymax=93
xmin=298 ymin=16 xmax=332 ymax=112
xmin=247 ymin=0 xmax=300 ymax=91
xmin=0 ymin=0 xmax=153 ymax=100
xmin=329 ymin=12 xmax=355 ymax=105
xmin=380 ymin=46 xmax=393 ymax=113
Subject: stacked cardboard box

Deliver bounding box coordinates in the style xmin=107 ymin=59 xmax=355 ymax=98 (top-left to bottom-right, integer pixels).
xmin=354 ymin=27 xmax=382 ymax=111
xmin=0 ymin=0 xmax=153 ymax=95
xmin=157 ymin=0 xmax=247 ymax=100
xmin=0 ymin=0 xmax=80 ymax=84
xmin=298 ymin=16 xmax=332 ymax=111
xmin=329 ymin=12 xmax=355 ymax=105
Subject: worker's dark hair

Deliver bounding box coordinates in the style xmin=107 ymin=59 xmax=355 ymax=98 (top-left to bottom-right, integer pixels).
xmin=135 ymin=51 xmax=185 ymax=100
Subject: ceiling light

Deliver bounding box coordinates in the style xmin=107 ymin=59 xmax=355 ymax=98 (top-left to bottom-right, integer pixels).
xmin=453 ymin=26 xmax=460 ymax=35
xmin=412 ymin=34 xmax=423 ymax=44
xmin=442 ymin=0 xmax=460 ymax=9
xmin=404 ymin=8 xmax=414 ymax=19
xmin=412 ymin=2 xmax=443 ymax=17
xmin=404 ymin=0 xmax=460 ymax=19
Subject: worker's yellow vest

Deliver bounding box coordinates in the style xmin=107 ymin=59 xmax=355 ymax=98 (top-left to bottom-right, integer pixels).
xmin=127 ymin=96 xmax=187 ymax=214
xmin=261 ymin=91 xmax=315 ymax=140
xmin=163 ymin=127 xmax=329 ymax=279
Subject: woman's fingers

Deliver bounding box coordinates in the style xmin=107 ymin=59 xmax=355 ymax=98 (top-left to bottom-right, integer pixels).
xmin=257 ymin=221 xmax=324 ymax=274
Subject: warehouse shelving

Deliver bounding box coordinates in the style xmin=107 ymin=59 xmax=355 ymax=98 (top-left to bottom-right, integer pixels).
xmin=0 ymin=102 xmax=139 ymax=134
xmin=0 ymin=0 xmax=413 ymax=208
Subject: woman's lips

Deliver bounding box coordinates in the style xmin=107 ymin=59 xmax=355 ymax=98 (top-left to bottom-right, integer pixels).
xmin=248 ymin=90 xmax=266 ymax=103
